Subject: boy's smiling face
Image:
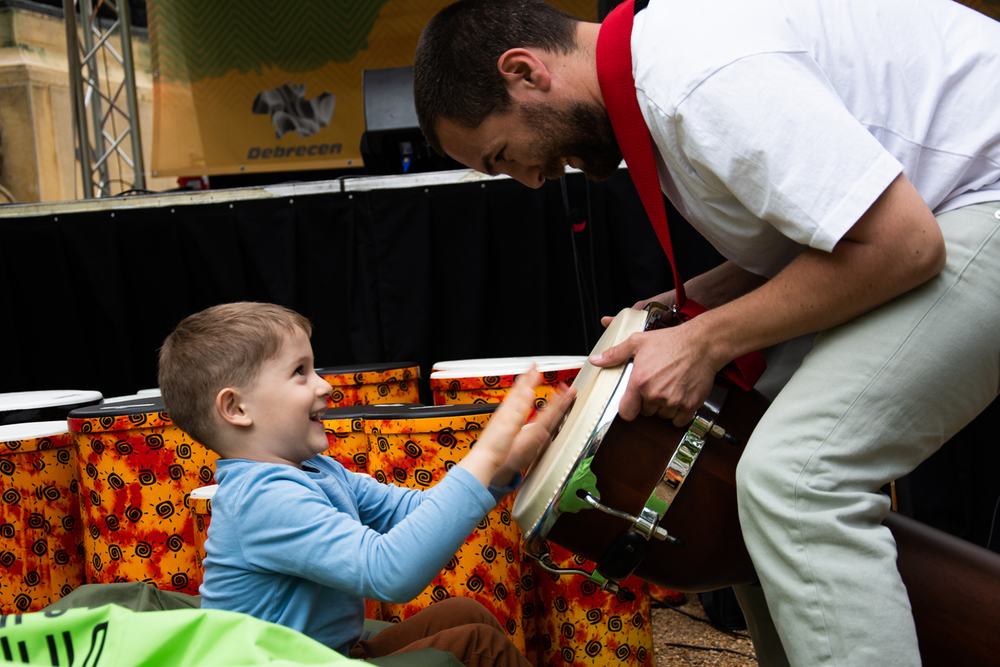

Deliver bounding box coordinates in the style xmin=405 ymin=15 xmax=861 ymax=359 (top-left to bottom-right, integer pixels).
xmin=237 ymin=326 xmax=333 ymax=466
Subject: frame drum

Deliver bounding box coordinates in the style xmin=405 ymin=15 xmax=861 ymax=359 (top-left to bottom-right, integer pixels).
xmin=513 ymin=307 xmax=768 ymax=592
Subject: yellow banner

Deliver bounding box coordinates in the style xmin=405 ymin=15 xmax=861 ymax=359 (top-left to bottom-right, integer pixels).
xmin=148 ymin=0 xmax=598 ymax=177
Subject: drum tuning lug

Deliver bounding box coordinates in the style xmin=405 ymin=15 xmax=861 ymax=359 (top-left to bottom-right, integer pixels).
xmin=530 ymin=551 xmax=620 ymax=593
xmin=709 ymin=424 xmax=741 ymax=447
xmin=653 ymin=526 xmax=685 ymax=547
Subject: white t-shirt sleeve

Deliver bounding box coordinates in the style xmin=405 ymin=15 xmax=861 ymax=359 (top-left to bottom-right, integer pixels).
xmin=670 ymin=51 xmax=903 ymax=252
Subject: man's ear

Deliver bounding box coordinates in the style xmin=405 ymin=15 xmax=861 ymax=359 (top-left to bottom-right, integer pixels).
xmin=216 ymin=387 xmax=252 ymax=427
xmin=497 ymin=48 xmax=552 ymax=92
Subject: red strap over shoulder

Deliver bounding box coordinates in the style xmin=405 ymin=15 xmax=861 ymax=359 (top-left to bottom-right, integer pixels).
xmin=596 ymin=0 xmax=766 ymax=391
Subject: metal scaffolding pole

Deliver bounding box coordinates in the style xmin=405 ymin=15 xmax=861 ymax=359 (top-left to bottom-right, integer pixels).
xmin=63 ymin=0 xmax=146 ymax=198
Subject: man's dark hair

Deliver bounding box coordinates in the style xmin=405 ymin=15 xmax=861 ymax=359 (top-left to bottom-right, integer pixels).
xmin=413 ymin=0 xmax=580 ymax=154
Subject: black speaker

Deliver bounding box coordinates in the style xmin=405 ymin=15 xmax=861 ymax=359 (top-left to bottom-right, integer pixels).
xmin=359 ymin=66 xmax=463 ymax=176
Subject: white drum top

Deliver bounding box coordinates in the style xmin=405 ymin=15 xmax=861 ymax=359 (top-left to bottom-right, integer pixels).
xmin=430 ymin=355 xmax=587 ymax=379
xmin=190 ymin=484 xmax=218 ymax=500
xmin=0 ymin=390 xmax=103 ymax=410
xmin=0 ymin=420 xmax=70 ymax=441
xmin=512 ymin=308 xmax=648 ymax=537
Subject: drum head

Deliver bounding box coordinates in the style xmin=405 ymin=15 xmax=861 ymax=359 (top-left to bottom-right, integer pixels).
xmin=431 ymin=356 xmax=586 ymax=376
xmin=512 ymin=308 xmax=648 ymax=541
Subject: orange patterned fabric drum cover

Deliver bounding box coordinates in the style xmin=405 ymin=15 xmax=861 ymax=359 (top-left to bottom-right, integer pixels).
xmin=365 ymin=404 xmax=527 ymax=650
xmin=68 ymin=397 xmax=218 ymax=595
xmin=430 ymin=357 xmax=585 ymax=408
xmin=321 ymin=404 xmax=422 ymax=474
xmin=321 ymin=406 xmax=375 ymax=474
xmin=0 ymin=422 xmax=86 ymax=613
xmin=532 ymin=544 xmax=653 ymax=667
xmin=0 ymin=390 xmax=102 ymax=426
xmin=317 ymin=362 xmax=421 ymax=407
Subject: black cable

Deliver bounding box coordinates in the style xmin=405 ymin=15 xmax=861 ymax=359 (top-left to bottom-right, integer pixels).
xmin=561 ymin=176 xmax=591 ymax=352
xmin=986 ymin=491 xmax=1000 ymax=551
xmin=115 ymin=188 xmax=159 ymax=197
xmin=657 ymin=601 xmax=752 ymax=640
xmin=584 ymin=179 xmax=601 ymax=317
xmin=658 ymin=642 xmax=757 ymax=661
xmin=655 ymin=600 xmax=758 ymax=663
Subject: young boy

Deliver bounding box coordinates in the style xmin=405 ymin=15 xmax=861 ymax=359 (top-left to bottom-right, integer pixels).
xmin=157 ymin=302 xmax=574 ymax=665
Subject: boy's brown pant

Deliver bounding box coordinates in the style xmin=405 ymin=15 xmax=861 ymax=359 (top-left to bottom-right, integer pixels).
xmin=350 ymin=597 xmax=531 ymax=667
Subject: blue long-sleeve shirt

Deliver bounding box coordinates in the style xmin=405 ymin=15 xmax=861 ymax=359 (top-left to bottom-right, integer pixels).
xmin=199 ymin=455 xmax=510 ymax=655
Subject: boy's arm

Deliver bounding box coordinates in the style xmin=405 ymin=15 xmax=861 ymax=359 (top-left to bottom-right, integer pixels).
xmin=233 ymin=465 xmax=501 ymax=603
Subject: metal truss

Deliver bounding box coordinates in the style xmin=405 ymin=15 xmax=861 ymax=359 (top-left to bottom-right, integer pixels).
xmin=63 ymin=0 xmax=146 ymax=198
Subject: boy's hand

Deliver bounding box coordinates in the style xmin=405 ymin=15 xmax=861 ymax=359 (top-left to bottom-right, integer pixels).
xmin=457 ymin=368 xmax=576 ymax=489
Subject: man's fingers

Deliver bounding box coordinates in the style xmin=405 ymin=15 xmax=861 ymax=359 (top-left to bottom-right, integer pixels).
xmin=616 ymin=385 xmax=642 ymax=421
xmin=673 ymin=407 xmax=698 ymax=428
xmin=589 ymin=338 xmax=635 ymax=368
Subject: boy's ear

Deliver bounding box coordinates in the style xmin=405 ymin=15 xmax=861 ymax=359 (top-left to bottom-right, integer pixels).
xmin=216 ymin=387 xmax=252 ymax=427
xmin=497 ymin=48 xmax=552 ymax=93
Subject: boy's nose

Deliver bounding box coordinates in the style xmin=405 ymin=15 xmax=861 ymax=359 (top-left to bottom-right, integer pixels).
xmin=313 ymin=372 xmax=333 ymax=398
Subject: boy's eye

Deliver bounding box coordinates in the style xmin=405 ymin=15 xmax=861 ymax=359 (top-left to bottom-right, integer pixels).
xmin=294 ymin=365 xmax=304 ymax=375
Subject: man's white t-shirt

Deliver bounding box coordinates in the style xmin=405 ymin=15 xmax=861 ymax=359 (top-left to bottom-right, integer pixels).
xmin=631 ymin=0 xmax=1000 ymax=277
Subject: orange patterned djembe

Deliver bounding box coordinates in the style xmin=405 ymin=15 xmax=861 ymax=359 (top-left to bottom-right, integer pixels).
xmin=430 ymin=357 xmax=585 ymax=408
xmin=320 ymin=404 xmax=422 ymax=474
xmin=186 ymin=484 xmax=215 ymax=576
xmin=531 ymin=544 xmax=653 ymax=667
xmin=365 ymin=404 xmax=527 ymax=650
xmin=317 ymin=362 xmax=421 ymax=408
xmin=68 ymin=396 xmax=218 ymax=595
xmin=0 ymin=422 xmax=86 ymax=613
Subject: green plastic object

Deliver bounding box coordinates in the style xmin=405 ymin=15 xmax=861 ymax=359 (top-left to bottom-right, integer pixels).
xmin=0 ymin=603 xmax=458 ymax=666
xmin=0 ymin=604 xmax=353 ymax=666
xmin=25 ymin=582 xmax=461 ymax=667
xmin=558 ymin=455 xmax=601 ymax=513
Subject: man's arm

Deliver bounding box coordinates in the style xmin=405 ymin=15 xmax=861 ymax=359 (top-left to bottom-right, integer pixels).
xmin=591 ymin=172 xmax=946 ymax=424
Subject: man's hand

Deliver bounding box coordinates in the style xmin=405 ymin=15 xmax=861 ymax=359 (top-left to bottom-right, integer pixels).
xmin=589 ymin=322 xmax=718 ymax=426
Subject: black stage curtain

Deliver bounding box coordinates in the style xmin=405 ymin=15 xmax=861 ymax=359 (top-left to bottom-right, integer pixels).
xmin=1 ymin=169 xmax=994 ymax=553
xmin=0 ymin=171 xmax=721 ymax=401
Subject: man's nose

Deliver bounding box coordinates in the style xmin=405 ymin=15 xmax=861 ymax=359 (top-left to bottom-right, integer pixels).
xmin=504 ymin=163 xmax=545 ymax=189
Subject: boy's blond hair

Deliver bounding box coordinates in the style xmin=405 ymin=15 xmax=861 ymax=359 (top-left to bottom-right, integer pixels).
xmin=158 ymin=302 xmax=313 ymax=447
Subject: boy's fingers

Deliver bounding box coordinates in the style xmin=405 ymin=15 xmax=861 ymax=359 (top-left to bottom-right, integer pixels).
xmin=532 ymin=385 xmax=577 ymax=434
xmin=485 ymin=369 xmax=542 ymax=440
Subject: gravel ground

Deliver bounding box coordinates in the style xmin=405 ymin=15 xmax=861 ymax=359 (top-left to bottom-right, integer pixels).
xmin=650 ymin=594 xmax=757 ymax=666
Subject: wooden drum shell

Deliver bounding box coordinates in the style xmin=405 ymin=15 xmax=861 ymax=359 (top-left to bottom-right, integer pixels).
xmin=545 ymin=384 xmax=766 ymax=593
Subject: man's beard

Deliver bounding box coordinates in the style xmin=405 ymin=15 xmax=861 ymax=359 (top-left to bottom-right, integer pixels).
xmin=518 ymin=100 xmax=623 ymax=182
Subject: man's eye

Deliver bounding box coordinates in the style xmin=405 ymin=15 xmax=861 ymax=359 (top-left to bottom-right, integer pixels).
xmin=496 ymin=149 xmax=506 ymax=163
